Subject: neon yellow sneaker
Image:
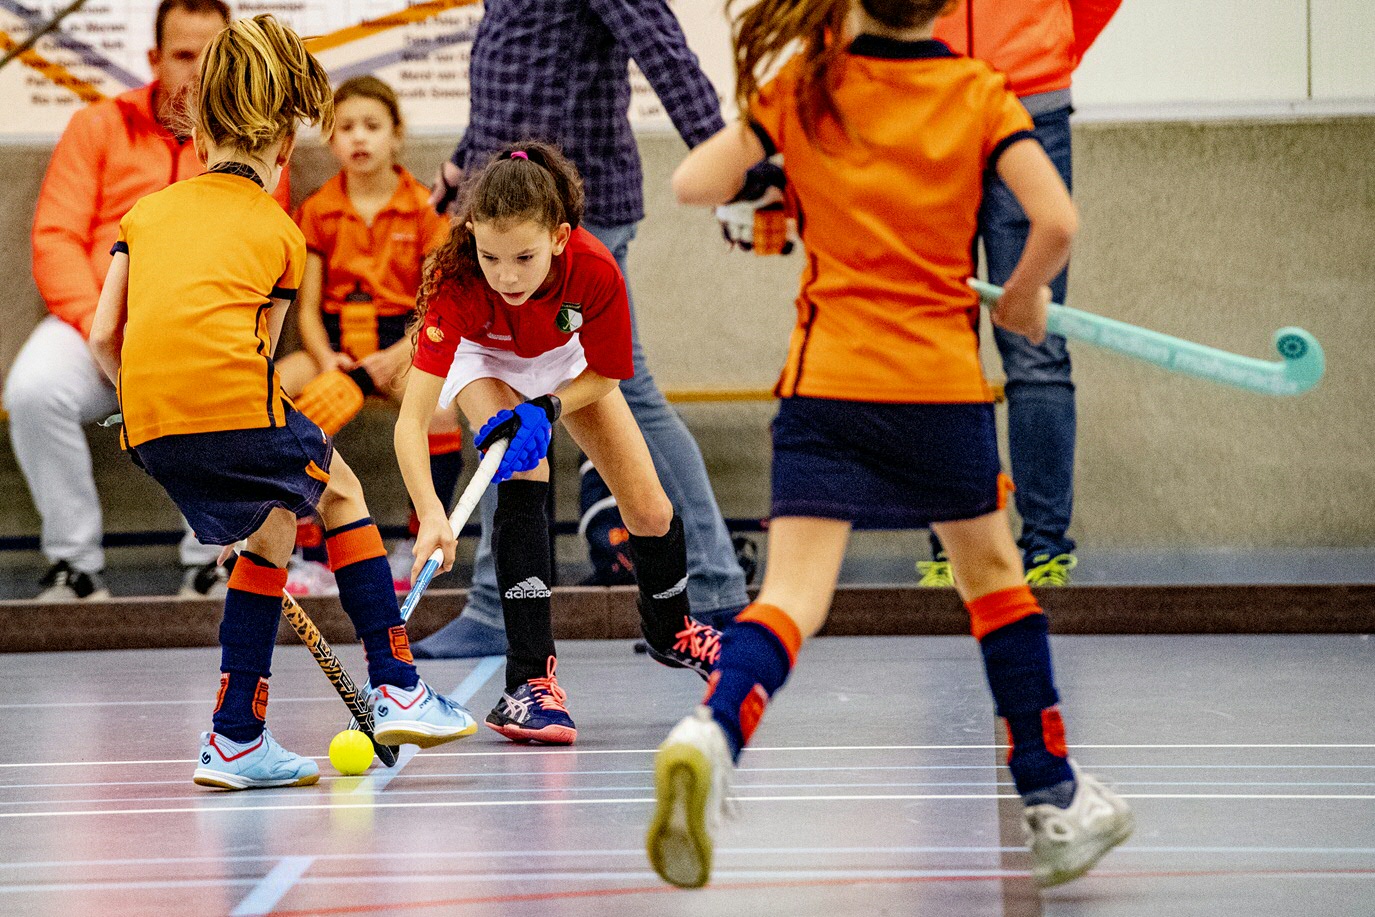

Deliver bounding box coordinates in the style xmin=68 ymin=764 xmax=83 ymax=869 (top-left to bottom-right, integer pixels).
xmin=1025 ymin=553 xmax=1078 ymax=586
xmin=916 ymin=559 xmax=954 ymax=587
xmin=647 ymin=707 xmax=733 ymax=888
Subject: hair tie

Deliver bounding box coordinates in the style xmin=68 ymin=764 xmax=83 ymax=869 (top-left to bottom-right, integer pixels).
xmin=510 ymin=151 xmax=529 ymax=160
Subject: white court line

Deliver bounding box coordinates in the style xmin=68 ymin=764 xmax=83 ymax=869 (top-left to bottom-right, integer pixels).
xmin=8 ymin=762 xmax=1375 ymax=792
xmin=13 ymin=779 xmax=1375 ymax=811
xmin=8 ymin=741 xmax=1370 ymax=770
xmin=6 ymin=865 xmax=1375 ymax=896
xmin=0 ymin=697 xmax=338 ymax=710
xmin=3 ymin=791 xmax=1375 ymax=820
xmin=227 ymin=855 xmax=313 ymax=917
xmin=6 ymin=844 xmax=1375 ymax=872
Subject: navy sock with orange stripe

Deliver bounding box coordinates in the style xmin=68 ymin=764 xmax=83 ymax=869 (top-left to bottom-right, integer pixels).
xmin=703 ymin=603 xmax=801 ymax=761
xmin=970 ymin=588 xmax=1074 ymax=797
xmin=214 ymin=552 xmax=286 ymax=742
xmin=326 ymin=518 xmax=418 ymax=690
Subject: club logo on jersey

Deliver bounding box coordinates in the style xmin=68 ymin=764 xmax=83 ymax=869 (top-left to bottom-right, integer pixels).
xmin=556 ymin=301 xmax=583 ymax=333
xmin=426 ymin=326 xmax=444 ymax=343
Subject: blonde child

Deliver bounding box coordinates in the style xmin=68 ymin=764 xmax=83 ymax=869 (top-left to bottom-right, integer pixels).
xmin=645 ymin=0 xmax=1133 ymax=889
xmin=395 ymin=142 xmax=723 ymax=745
xmin=276 ymin=76 xmax=461 ymax=592
xmin=88 ymin=16 xmax=476 ymax=790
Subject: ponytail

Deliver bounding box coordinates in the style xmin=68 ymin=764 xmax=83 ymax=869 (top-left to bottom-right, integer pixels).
xmin=731 ymin=0 xmax=953 ymax=141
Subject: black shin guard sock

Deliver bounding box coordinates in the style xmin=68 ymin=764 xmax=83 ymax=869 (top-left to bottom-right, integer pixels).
xmin=429 ymin=448 xmax=464 ymax=513
xmin=627 ymin=514 xmax=690 ymax=649
xmin=494 ymin=480 xmax=555 ymax=691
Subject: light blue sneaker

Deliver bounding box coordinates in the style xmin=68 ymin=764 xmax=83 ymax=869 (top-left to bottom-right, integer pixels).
xmin=371 ymin=680 xmax=478 ymax=748
xmin=193 ymin=729 xmax=320 ymax=791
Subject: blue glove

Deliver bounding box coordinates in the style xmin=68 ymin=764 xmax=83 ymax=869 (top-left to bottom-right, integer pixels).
xmin=474 ymin=396 xmax=561 ymax=483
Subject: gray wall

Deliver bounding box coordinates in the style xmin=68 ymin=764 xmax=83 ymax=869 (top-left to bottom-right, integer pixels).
xmin=1 ymin=117 xmax=1372 ymax=548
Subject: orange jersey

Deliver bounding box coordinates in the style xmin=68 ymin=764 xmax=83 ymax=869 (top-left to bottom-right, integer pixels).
xmin=30 ymin=83 xmax=291 ymax=338
xmin=296 ymin=167 xmax=451 ymax=318
xmin=934 ymin=0 xmax=1122 ymax=98
xmin=114 ymin=172 xmax=306 ymax=447
xmin=751 ymin=37 xmax=1034 ymax=403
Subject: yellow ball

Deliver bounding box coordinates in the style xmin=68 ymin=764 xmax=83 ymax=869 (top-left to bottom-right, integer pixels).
xmin=329 ymin=729 xmax=374 ymax=776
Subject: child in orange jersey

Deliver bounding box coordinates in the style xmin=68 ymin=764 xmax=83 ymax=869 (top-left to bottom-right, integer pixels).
xmin=276 ymin=76 xmax=460 ymax=593
xmin=88 ymin=16 xmax=477 ymax=791
xmin=646 ymin=0 xmax=1133 ymax=890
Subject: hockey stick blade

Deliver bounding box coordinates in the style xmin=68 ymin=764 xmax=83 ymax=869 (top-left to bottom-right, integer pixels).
xmin=970 ymin=279 xmax=1324 ymax=396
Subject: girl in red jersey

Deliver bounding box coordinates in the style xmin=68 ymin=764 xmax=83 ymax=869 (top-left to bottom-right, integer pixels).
xmin=395 ymin=142 xmax=722 ymax=745
xmin=645 ymin=0 xmax=1133 ymax=890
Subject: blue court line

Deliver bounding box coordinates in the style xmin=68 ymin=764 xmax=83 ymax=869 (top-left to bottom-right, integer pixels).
xmin=354 ymin=654 xmax=503 ymax=795
xmin=228 ymin=855 xmax=313 ymax=917
xmin=225 ymin=656 xmax=503 ymax=917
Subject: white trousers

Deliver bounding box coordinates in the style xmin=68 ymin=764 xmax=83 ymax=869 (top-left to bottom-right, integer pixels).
xmin=3 ymin=316 xmax=216 ymax=572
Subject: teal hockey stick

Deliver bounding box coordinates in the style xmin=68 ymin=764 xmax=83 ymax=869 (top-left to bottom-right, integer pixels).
xmin=970 ymin=280 xmax=1325 ymax=396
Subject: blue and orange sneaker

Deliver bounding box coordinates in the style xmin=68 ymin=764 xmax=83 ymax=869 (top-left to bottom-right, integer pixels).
xmin=193 ymin=729 xmax=319 ymax=791
xmin=370 ymin=680 xmax=478 ymax=748
xmin=485 ymin=656 xmax=577 ymax=745
xmin=644 ymin=617 xmax=722 ymax=680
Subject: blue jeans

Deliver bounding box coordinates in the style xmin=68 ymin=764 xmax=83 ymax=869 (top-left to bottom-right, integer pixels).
xmin=459 ymin=221 xmax=749 ymax=628
xmin=934 ymin=105 xmax=1077 ymax=561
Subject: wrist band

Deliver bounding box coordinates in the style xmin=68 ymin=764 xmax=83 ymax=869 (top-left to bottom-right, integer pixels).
xmin=528 ymin=394 xmax=561 ymax=422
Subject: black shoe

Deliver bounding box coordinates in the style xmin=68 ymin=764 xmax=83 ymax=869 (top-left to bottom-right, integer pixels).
xmin=732 ymin=536 xmax=759 ymax=585
xmin=36 ymin=560 xmax=110 ymax=601
xmin=180 ymin=558 xmax=233 ymax=598
xmin=643 ymin=617 xmax=722 ymax=680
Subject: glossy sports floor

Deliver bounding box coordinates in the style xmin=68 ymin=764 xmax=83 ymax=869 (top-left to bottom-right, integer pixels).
xmin=1 ymin=634 xmax=1372 ymax=916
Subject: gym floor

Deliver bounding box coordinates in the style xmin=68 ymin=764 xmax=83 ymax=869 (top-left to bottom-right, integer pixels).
xmin=0 ymin=634 xmax=1371 ymax=916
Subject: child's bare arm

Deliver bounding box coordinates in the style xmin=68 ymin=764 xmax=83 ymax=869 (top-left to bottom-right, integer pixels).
xmin=395 ymin=368 xmax=456 ymax=576
xmin=88 ymin=252 xmax=130 ymax=384
xmin=993 ymin=139 xmax=1079 ymax=344
xmin=295 ymin=253 xmax=348 ymax=367
xmin=672 ymin=122 xmax=768 ymax=207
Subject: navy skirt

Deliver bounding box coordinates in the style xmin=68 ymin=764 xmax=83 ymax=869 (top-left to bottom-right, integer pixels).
xmin=132 ymin=408 xmax=333 ymax=545
xmin=770 ymin=396 xmax=1005 ymax=529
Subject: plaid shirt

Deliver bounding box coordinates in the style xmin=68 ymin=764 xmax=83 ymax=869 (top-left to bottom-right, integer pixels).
xmin=452 ymin=0 xmax=725 ymax=225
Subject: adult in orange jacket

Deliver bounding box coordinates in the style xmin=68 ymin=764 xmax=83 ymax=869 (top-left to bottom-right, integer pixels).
xmin=918 ymin=0 xmax=1121 ymax=588
xmin=3 ymin=0 xmax=290 ymax=600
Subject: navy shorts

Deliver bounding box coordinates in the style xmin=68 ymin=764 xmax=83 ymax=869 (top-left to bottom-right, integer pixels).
xmin=770 ymin=397 xmax=1006 ymax=529
xmin=322 ymin=312 xmax=411 ymax=353
xmin=132 ymin=408 xmax=333 ymax=545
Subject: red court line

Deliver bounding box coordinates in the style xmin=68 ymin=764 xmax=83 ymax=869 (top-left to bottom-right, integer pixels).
xmin=266 ymin=868 xmax=1375 ymax=915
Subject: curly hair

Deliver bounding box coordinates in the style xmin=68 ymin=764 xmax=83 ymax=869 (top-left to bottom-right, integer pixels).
xmin=415 ymin=141 xmax=584 ymax=331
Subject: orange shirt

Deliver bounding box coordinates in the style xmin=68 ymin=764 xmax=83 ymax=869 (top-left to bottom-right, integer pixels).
xmin=115 ymin=172 xmax=306 ymax=447
xmin=31 ymin=83 xmax=291 ymax=338
xmin=934 ymin=0 xmax=1122 ymax=98
xmin=751 ymin=37 xmax=1034 ymax=403
xmin=295 ymin=167 xmax=451 ymax=318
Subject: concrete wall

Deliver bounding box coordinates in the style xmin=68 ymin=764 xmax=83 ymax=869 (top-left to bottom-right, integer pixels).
xmin=1 ymin=117 xmax=1372 ymax=549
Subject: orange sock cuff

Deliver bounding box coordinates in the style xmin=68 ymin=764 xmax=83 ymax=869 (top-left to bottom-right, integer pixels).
xmin=227 ymin=554 xmax=288 ymax=597
xmin=428 ymin=430 xmax=464 ymax=455
xmin=736 ymin=602 xmax=803 ymax=666
xmin=325 ymin=522 xmax=386 ymax=570
xmin=966 ymin=585 xmax=1042 ymax=641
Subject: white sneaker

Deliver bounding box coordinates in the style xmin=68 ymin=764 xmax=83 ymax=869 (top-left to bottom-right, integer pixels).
xmin=1024 ymin=761 xmax=1134 ymax=888
xmin=178 ymin=561 xmax=230 ymax=599
xmin=35 ymin=561 xmax=110 ymax=601
xmin=284 ymin=558 xmax=337 ymax=597
xmin=646 ymin=707 xmax=733 ymax=888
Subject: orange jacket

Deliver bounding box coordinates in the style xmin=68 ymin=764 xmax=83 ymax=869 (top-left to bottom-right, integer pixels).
xmin=934 ymin=0 xmax=1122 ymax=98
xmin=30 ymin=83 xmax=291 ymax=338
